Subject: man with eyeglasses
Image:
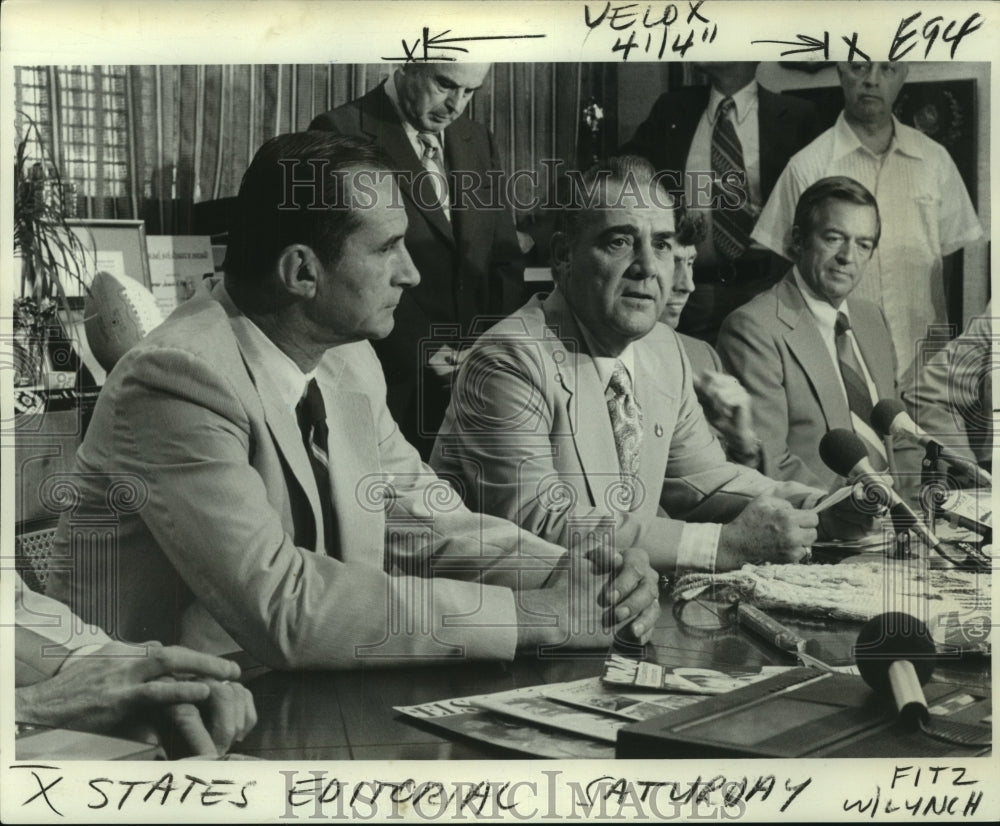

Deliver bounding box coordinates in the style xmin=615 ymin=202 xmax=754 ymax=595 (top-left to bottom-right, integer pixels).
xmin=751 ymin=62 xmax=982 ymax=381
xmin=719 ymin=176 xmax=921 ymax=489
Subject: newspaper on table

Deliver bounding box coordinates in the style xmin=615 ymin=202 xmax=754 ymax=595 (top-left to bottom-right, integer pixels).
xmin=394 ymin=692 xmax=615 ymax=758
xmin=465 ymin=683 xmax=626 ymax=743
xmin=542 ymin=677 xmax=707 ymax=721
xmin=602 ymin=654 xmax=795 ymax=694
xmin=396 ymin=661 xmax=799 ymax=755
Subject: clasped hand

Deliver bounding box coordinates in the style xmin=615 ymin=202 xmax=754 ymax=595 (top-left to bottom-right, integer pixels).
xmin=15 ymin=641 xmax=257 ymax=757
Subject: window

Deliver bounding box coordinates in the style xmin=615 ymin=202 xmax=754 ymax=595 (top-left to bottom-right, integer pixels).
xmin=14 ymin=66 xmax=130 ymax=207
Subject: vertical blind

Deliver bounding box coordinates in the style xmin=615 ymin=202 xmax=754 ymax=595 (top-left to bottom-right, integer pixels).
xmin=15 ymin=63 xmax=618 ymax=234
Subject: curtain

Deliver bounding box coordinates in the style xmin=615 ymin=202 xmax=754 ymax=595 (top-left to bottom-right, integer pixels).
xmin=71 ymin=63 xmax=617 ymax=234
xmin=17 ymin=63 xmax=618 ymax=230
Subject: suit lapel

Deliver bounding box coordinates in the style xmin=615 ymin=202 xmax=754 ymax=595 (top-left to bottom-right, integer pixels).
xmin=443 ymin=118 xmax=478 ymax=246
xmin=777 ymin=277 xmax=853 ymax=430
xmin=633 ymin=340 xmax=673 ymax=516
xmin=848 ymin=299 xmax=895 ymax=399
xmin=315 ymin=352 xmax=385 ymax=563
xmin=222 ymin=321 xmax=327 ymax=552
xmin=543 ymin=292 xmax=628 ymax=505
xmin=360 ymin=84 xmax=455 ymax=245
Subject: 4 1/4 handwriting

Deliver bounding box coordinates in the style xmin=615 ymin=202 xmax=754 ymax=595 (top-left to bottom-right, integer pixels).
xmin=585 ymin=1 xmax=718 ymax=60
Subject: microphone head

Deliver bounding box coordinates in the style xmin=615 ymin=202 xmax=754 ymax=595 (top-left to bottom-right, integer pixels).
xmin=871 ymin=399 xmax=907 ymax=438
xmin=854 ymin=612 xmax=936 ymax=695
xmin=819 ymin=428 xmax=869 ymax=477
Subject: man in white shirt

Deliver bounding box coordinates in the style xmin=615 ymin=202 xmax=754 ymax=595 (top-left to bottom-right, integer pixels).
xmin=719 ymin=176 xmax=921 ymax=489
xmin=752 ymin=63 xmax=983 ymax=380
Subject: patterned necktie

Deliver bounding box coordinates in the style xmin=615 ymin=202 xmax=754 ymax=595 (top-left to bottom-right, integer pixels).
xmin=606 ymin=360 xmax=643 ymax=478
xmin=835 ymin=313 xmax=888 ymax=468
xmin=416 ymin=131 xmax=450 ymax=219
xmin=711 ymin=97 xmax=754 ymax=260
xmin=296 ymin=378 xmax=338 ymax=553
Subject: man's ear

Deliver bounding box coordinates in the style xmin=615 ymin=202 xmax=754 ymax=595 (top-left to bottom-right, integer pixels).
xmin=276 ymin=245 xmax=319 ymax=299
xmin=788 ymin=226 xmax=803 ymax=260
xmin=549 ymin=231 xmax=572 ymax=284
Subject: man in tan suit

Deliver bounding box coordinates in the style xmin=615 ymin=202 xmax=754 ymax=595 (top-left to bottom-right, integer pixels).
xmin=719 ymin=176 xmax=920 ymax=489
xmin=431 ymin=156 xmax=872 ymax=576
xmin=48 ymin=133 xmax=660 ymax=666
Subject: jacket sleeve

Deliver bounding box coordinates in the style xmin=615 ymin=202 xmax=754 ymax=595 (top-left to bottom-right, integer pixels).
xmin=15 ymin=573 xmax=110 ymax=686
xmin=718 ymin=310 xmax=827 ymax=488
xmin=432 ymin=338 xmax=714 ymax=570
xmin=656 ymin=332 xmax=780 ymax=524
xmin=107 ymin=346 xmax=520 ymax=669
xmin=351 ymin=342 xmax=568 ymax=591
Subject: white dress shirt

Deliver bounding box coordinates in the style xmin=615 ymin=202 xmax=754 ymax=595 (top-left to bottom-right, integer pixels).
xmin=754 ymin=112 xmax=983 ymax=376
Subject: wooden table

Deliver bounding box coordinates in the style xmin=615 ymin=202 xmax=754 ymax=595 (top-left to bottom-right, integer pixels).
xmin=234 ymin=592 xmax=991 ymax=760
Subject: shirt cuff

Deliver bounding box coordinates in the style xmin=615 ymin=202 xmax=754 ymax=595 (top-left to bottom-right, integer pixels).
xmin=676 ymin=522 xmax=721 ymax=574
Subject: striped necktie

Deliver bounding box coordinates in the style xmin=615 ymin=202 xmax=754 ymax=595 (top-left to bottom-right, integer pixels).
xmin=416 ymin=131 xmax=450 ymax=219
xmin=606 ymin=360 xmax=643 ymax=479
xmin=296 ymin=378 xmax=338 ymax=553
xmin=711 ymin=97 xmax=755 ymax=260
xmin=835 ymin=313 xmax=888 ymax=468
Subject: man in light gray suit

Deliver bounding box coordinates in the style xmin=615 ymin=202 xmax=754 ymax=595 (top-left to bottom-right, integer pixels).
xmin=48 ymin=133 xmax=660 ymax=666
xmin=432 ymin=156 xmax=871 ymax=576
xmin=719 ymin=176 xmax=920 ymax=489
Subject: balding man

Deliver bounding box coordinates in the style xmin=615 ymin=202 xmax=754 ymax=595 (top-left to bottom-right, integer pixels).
xmin=311 ymin=64 xmax=524 ymax=457
xmin=48 ymin=133 xmax=660 ymax=667
xmin=432 ymin=156 xmax=875 ymax=578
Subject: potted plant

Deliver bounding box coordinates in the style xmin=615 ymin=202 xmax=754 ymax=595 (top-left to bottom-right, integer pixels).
xmin=12 ymin=113 xmax=89 ymax=388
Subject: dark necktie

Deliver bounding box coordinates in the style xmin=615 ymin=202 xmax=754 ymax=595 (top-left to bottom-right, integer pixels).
xmin=835 ymin=313 xmax=888 ymax=468
xmin=606 ymin=360 xmax=643 ymax=479
xmin=296 ymin=378 xmax=337 ymax=554
xmin=711 ymin=97 xmax=754 ymax=260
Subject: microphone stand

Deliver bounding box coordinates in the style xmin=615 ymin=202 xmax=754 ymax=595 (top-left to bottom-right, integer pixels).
xmin=919 ymin=442 xmax=946 ymax=536
xmin=920 ymin=441 xmax=946 ymax=492
xmin=919 ymin=446 xmax=992 ymax=568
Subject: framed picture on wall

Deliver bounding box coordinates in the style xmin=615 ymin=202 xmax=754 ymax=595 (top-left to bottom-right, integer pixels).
xmin=60 ymin=219 xmax=152 ymax=304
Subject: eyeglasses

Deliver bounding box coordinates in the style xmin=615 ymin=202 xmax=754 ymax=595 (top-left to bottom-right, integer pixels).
xmin=845 ymin=62 xmax=902 ymax=78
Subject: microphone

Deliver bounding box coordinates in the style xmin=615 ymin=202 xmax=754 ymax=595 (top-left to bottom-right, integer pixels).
xmin=818 ymin=429 xmax=946 ymax=555
xmin=856 ymin=612 xmax=991 ymax=747
xmin=854 ymin=612 xmax=935 ymax=727
xmin=818 ymin=428 xmax=895 ymax=505
xmin=871 ymin=399 xmax=992 ymax=487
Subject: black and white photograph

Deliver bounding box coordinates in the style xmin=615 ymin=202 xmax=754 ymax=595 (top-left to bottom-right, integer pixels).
xmin=2 ymin=1 xmax=996 ymax=822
